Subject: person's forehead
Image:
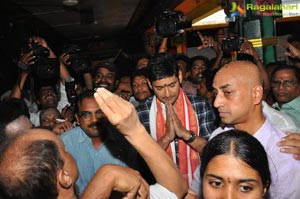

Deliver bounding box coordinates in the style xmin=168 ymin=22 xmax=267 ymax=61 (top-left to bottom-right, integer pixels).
xmin=43 ymin=108 xmax=60 ymax=115
xmin=176 ymin=59 xmax=188 ymax=64
xmin=39 ymin=86 xmax=55 ymax=94
xmin=274 ymin=69 xmax=296 ymax=78
xmin=133 ymin=75 xmax=147 ymax=82
xmin=206 ymin=154 xmax=259 ymax=177
xmin=138 ymin=58 xmax=149 ymax=63
xmin=214 ymin=67 xmax=242 ymax=86
xmin=152 ymin=75 xmax=178 ymax=85
xmin=97 ymin=67 xmax=115 ymax=74
xmin=78 ymin=97 xmax=99 ymax=110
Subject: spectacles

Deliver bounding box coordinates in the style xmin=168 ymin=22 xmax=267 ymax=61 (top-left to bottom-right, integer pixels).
xmin=78 ymin=110 xmax=103 ymax=120
xmin=271 ymin=80 xmax=297 ymax=88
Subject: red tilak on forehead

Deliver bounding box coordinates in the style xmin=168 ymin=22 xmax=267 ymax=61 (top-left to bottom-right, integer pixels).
xmin=227 ymin=177 xmax=231 ymax=183
xmin=164 ymin=83 xmax=167 ymax=87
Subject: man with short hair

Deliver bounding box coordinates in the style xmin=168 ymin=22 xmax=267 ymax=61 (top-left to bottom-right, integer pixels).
xmin=131 ymin=68 xmax=153 ymax=106
xmin=190 ymin=61 xmax=300 ymax=199
xmin=174 ymin=54 xmax=190 ymax=81
xmin=182 ymin=55 xmax=210 ymax=96
xmin=271 ymin=65 xmax=300 ymax=128
xmin=136 ymin=53 xmax=216 ymax=186
xmin=136 ymin=53 xmax=150 ymax=70
xmin=92 ymin=62 xmax=119 ymax=92
xmin=60 ymin=90 xmax=137 ymax=194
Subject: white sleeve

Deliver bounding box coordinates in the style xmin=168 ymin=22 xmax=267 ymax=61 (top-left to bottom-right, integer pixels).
xmin=190 ymin=165 xmax=201 ymax=196
xmin=57 ymin=81 xmax=70 ymax=112
xmin=150 ymin=183 xmax=177 ymax=199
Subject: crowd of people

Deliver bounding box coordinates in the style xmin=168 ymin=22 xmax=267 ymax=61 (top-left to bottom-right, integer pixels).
xmin=0 ymin=27 xmax=300 ymax=199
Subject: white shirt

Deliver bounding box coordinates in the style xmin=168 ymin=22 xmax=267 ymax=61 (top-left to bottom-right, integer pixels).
xmin=262 ymin=101 xmax=299 ymax=132
xmin=150 ymin=184 xmax=177 ymax=199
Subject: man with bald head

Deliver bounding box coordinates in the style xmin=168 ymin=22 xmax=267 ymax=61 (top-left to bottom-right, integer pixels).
xmin=0 ymin=105 xmax=187 ymax=199
xmin=0 ymin=99 xmax=32 ymax=143
xmin=190 ymin=61 xmax=300 ymax=198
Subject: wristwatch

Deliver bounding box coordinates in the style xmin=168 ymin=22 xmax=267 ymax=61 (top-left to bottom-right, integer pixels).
xmin=184 ymin=131 xmax=196 ymax=143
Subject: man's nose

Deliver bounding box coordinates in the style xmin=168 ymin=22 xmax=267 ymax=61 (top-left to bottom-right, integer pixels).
xmin=164 ymin=87 xmax=170 ymax=97
xmin=91 ymin=113 xmax=99 ymax=122
xmin=213 ymin=92 xmax=222 ymax=108
xmin=278 ymin=82 xmax=285 ymax=89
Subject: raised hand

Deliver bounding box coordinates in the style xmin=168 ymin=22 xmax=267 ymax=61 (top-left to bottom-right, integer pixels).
xmin=93 ymin=88 xmax=143 ymax=138
xmin=197 ymin=31 xmax=214 ymax=50
xmin=60 ymin=52 xmax=71 ymax=66
xmin=28 ymin=36 xmax=56 ymax=58
xmin=20 ymin=50 xmax=35 ymax=66
xmin=53 ymin=120 xmax=74 ymax=136
xmin=285 ymin=42 xmax=300 ymax=60
xmin=240 ymin=39 xmax=260 ymax=61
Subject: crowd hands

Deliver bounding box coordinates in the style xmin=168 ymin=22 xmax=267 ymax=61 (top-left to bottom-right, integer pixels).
xmin=0 ymin=29 xmax=300 ymax=199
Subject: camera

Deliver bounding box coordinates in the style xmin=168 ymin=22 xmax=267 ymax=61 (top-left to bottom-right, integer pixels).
xmin=21 ymin=41 xmax=59 ymax=80
xmin=62 ymin=44 xmax=89 ymax=74
xmin=26 ymin=41 xmax=50 ymax=58
xmin=221 ymin=37 xmax=244 ymax=53
xmin=155 ymin=10 xmax=192 ymax=37
xmin=65 ymin=76 xmax=77 ymax=113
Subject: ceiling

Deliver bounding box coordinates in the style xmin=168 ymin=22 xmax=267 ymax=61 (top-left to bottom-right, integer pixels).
xmin=2 ymin=0 xmax=184 ymax=56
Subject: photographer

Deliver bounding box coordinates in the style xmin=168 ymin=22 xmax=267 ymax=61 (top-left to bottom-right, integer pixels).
xmin=9 ymin=36 xmax=72 ymax=126
xmin=60 ymin=44 xmax=93 ymax=92
xmin=196 ymin=28 xmax=270 ymax=99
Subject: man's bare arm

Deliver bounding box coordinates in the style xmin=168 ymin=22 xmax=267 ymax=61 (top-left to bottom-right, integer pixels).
xmin=93 ymin=88 xmax=188 ymax=199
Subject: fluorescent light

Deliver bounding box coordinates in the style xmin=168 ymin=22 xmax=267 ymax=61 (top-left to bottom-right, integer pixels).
xmin=192 ymin=9 xmax=227 ymax=26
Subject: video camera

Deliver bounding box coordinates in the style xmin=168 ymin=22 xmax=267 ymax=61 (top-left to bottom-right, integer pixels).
xmin=221 ymin=37 xmax=244 ymax=53
xmin=62 ymin=44 xmax=89 ymax=74
xmin=155 ymin=10 xmax=192 ymax=37
xmin=21 ymin=41 xmax=59 ymax=81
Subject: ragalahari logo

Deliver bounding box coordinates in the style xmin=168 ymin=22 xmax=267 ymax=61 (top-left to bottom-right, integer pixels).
xmin=229 ymin=1 xmax=246 ymax=17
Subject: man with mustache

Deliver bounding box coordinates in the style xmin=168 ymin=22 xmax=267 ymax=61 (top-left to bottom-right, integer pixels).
xmin=182 ymin=55 xmax=210 ymax=97
xmin=60 ymin=90 xmax=137 ymax=195
xmin=271 ymin=65 xmax=300 ymax=129
xmin=92 ymin=62 xmax=119 ymax=92
xmin=131 ymin=68 xmax=153 ymax=106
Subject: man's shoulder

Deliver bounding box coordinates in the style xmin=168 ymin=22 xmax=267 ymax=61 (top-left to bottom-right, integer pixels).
xmin=135 ymin=97 xmax=153 ymax=113
xmin=60 ymin=126 xmax=83 ymax=141
xmin=186 ymin=94 xmax=209 ymax=107
xmin=209 ymin=126 xmax=233 ymax=140
xmin=262 ymin=101 xmax=299 ymax=132
xmin=257 ymin=121 xmax=300 ymax=166
xmin=287 ymin=96 xmax=300 ymax=110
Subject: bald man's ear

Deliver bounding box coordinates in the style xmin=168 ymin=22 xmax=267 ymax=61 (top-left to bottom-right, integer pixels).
xmin=252 ymin=85 xmax=263 ymax=105
xmin=57 ymin=169 xmax=73 ymax=189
